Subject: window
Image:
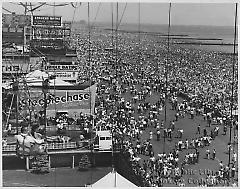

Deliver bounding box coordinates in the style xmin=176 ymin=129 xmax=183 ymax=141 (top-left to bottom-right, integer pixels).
xmin=100 ymin=137 xmax=105 ymax=140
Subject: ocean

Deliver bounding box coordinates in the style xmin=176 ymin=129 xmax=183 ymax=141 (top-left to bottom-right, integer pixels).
xmin=97 ymin=22 xmax=237 ymax=53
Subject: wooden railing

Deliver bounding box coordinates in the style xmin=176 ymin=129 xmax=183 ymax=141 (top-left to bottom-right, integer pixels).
xmin=46 ymin=125 xmax=82 ymax=131
xmin=2 ymin=142 xmax=79 ymax=152
xmin=47 ymin=142 xmax=77 ymax=150
xmin=2 ymin=144 xmax=16 ymax=152
xmin=2 ymin=142 xmax=121 ymax=153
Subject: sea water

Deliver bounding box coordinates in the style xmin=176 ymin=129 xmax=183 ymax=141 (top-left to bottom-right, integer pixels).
xmin=101 ymin=23 xmax=237 ymax=53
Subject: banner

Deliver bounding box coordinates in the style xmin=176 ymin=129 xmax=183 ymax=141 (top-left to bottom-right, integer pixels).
xmin=18 ymin=85 xmax=97 ymax=117
xmin=32 ymin=16 xmax=62 ymax=26
xmin=48 ymin=72 xmax=78 ymax=81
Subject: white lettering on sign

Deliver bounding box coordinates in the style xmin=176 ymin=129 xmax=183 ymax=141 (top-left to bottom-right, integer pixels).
xmin=48 ymin=72 xmax=78 ymax=80
xmin=45 ymin=65 xmax=78 ymax=71
xmin=20 ymin=92 xmax=90 ymax=107
xmin=2 ymin=62 xmax=34 ymax=74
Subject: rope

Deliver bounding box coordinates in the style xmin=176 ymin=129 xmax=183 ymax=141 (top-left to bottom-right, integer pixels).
xmin=69 ymin=4 xmax=78 ymax=37
xmin=138 ymin=2 xmax=141 ymax=65
xmin=53 ymin=2 xmax=57 ymax=186
xmin=2 ymin=7 xmax=13 ymax=14
xmin=115 ymin=3 xmax=119 ymax=70
xmin=5 ymin=94 xmax=14 ymax=129
xmin=111 ymin=3 xmax=114 ymax=49
xmin=116 ymin=3 xmax=127 ymax=30
xmin=91 ymin=3 xmax=102 ymax=29
xmin=87 ymin=3 xmax=94 ymax=186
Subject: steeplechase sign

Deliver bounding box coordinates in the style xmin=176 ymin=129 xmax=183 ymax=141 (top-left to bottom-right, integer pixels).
xmin=19 ymin=85 xmax=97 ymax=117
xmin=20 ymin=91 xmax=90 ymax=109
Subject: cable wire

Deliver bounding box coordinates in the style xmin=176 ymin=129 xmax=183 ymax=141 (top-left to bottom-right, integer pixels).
xmin=164 ymin=3 xmax=172 ymax=153
xmin=87 ymin=2 xmax=94 ymax=186
xmin=138 ymin=2 xmax=141 ymax=65
xmin=228 ymin=3 xmax=238 ymax=166
xmin=116 ymin=3 xmax=127 ymax=30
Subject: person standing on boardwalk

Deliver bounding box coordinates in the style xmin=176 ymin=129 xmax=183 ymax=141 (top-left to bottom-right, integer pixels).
xmin=156 ymin=130 xmax=160 ymax=141
xmin=206 ymin=149 xmax=210 ymax=159
xmin=212 ymin=149 xmax=216 ymax=160
xmin=223 ymin=125 xmax=227 ymax=135
xmin=149 ymin=131 xmax=153 ymax=140
xmin=196 ymin=124 xmax=201 ymax=134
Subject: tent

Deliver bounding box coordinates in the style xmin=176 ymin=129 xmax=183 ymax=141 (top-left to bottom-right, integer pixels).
xmin=92 ymin=170 xmax=137 ymax=187
xmin=2 ymin=70 xmax=73 ymax=89
xmin=24 ymin=70 xmax=73 ymax=87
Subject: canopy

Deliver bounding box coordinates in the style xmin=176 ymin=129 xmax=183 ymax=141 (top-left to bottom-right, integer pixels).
xmin=26 ymin=77 xmax=74 ymax=87
xmin=24 ymin=70 xmax=73 ymax=87
xmin=92 ymin=170 xmax=137 ymax=187
xmin=25 ymin=70 xmax=49 ymax=80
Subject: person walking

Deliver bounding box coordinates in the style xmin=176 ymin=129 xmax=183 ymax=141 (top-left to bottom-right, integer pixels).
xmin=203 ymin=128 xmax=207 ymax=137
xmin=149 ymin=131 xmax=153 ymax=140
xmin=179 ymin=129 xmax=183 ymax=138
xmin=212 ymin=149 xmax=216 ymax=160
xmin=196 ymin=124 xmax=201 ymax=134
xmin=223 ymin=125 xmax=227 ymax=135
xmin=206 ymin=149 xmax=210 ymax=159
xmin=196 ymin=149 xmax=200 ymax=163
xmin=231 ymin=165 xmax=236 ymax=179
xmin=157 ymin=130 xmax=160 ymax=141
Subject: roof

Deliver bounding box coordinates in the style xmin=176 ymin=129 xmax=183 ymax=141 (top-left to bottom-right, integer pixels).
xmin=92 ymin=170 xmax=137 ymax=187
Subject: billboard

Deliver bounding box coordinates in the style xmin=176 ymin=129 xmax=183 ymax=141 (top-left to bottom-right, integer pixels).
xmin=18 ymin=85 xmax=97 ymax=117
xmin=44 ymin=64 xmax=78 ymax=81
xmin=32 ymin=26 xmax=70 ymax=39
xmin=2 ymin=59 xmax=34 ymax=74
xmin=32 ymin=16 xmax=62 ymax=26
xmin=45 ymin=64 xmax=78 ymax=71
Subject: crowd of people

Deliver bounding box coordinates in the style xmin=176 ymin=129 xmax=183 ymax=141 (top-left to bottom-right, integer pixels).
xmin=2 ymin=24 xmax=238 ymax=186
xmin=70 ymin=26 xmax=238 ymax=186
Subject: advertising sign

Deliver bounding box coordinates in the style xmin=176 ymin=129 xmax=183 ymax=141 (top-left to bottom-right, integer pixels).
xmin=2 ymin=60 xmax=34 ymax=74
xmin=48 ymin=72 xmax=78 ymax=81
xmin=18 ymin=86 xmax=96 ymax=117
xmin=32 ymin=16 xmax=62 ymax=26
xmin=45 ymin=65 xmax=78 ymax=71
xmin=44 ymin=64 xmax=78 ymax=81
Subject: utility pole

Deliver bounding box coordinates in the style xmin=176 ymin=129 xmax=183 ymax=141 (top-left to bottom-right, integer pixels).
xmin=13 ymin=81 xmax=19 ymax=134
xmin=228 ymin=3 xmax=238 ymax=167
xmin=42 ymin=79 xmax=49 ymax=136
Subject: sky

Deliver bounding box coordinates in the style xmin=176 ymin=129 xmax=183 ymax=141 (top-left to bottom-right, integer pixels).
xmin=2 ymin=2 xmax=237 ymax=26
